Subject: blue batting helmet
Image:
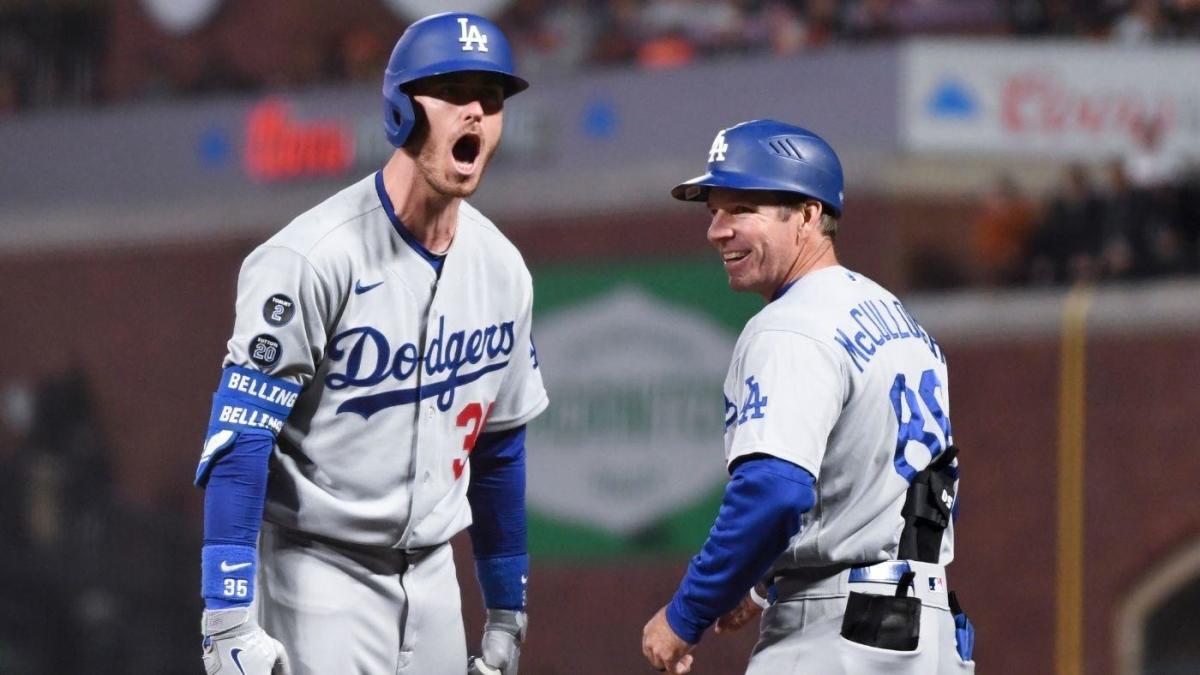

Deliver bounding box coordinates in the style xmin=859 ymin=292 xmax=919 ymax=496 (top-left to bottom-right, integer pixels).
xmin=671 ymin=120 xmax=844 ymax=216
xmin=383 ymin=12 xmax=528 ymax=147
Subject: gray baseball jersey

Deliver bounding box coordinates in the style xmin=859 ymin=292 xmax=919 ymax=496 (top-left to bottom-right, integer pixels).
xmin=722 ymin=265 xmax=957 ymax=571
xmin=224 ymin=172 xmax=548 ymax=549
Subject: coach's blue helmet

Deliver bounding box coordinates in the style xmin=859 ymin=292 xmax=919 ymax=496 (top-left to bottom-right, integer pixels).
xmin=383 ymin=12 xmax=528 ymax=147
xmin=671 ymin=120 xmax=844 ymax=216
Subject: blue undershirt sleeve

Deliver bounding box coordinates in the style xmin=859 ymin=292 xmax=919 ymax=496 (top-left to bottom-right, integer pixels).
xmin=665 ymin=456 xmax=816 ymax=644
xmin=203 ymin=435 xmax=272 ymax=547
xmin=201 ymin=435 xmax=271 ymax=609
xmin=467 ymin=425 xmax=528 ymax=610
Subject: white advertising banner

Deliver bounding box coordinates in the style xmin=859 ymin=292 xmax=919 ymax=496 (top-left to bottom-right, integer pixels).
xmin=902 ymin=40 xmax=1200 ymax=158
xmin=527 ymin=287 xmax=733 ymax=535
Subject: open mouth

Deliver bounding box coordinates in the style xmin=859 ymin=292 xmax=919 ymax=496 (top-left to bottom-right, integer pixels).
xmin=452 ymin=133 xmax=481 ymax=171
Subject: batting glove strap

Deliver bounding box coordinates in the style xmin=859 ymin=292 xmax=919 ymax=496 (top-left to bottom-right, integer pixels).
xmin=203 ymin=606 xmax=255 ymax=637
xmin=485 ymin=608 xmax=528 ymax=642
xmin=476 ymin=609 xmax=526 ymax=675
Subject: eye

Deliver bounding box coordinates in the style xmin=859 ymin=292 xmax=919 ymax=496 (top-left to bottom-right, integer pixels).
xmin=479 ymin=87 xmax=505 ymax=112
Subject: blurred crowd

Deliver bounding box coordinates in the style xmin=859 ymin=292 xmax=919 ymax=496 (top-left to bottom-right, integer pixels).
xmin=972 ymin=116 xmax=1200 ymax=287
xmin=5 ymin=0 xmax=1200 ymax=115
xmin=3 ymin=0 xmax=1200 ymax=290
xmin=0 ymin=371 xmax=195 ymax=673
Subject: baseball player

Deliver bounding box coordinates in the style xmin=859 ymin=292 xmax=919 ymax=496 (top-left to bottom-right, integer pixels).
xmin=193 ymin=13 xmax=546 ymax=675
xmin=641 ymin=120 xmax=976 ymax=674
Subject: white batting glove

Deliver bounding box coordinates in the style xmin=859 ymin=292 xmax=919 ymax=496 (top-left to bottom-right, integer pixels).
xmin=202 ymin=607 xmax=292 ymax=675
xmin=468 ymin=609 xmax=527 ymax=675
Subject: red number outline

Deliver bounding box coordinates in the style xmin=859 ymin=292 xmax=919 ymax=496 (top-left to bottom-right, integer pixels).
xmin=453 ymin=401 xmax=494 ymax=479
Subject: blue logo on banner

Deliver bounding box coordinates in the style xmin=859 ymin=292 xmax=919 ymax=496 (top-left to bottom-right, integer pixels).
xmin=926 ymin=79 xmax=978 ymax=120
xmin=198 ymin=126 xmax=233 ymax=168
xmin=582 ymin=98 xmax=619 ymax=139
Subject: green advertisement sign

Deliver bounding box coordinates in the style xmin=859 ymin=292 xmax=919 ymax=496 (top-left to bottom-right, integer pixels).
xmin=527 ymin=257 xmax=760 ymax=559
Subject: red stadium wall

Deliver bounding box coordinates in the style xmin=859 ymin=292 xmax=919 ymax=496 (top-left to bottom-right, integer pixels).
xmin=462 ymin=330 xmax=1200 ymax=675
xmin=0 ymin=199 xmax=1194 ymax=674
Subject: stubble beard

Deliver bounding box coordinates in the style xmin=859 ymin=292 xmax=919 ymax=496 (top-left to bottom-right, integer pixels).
xmin=725 ymin=251 xmax=765 ymax=296
xmin=415 ymin=138 xmax=497 ymax=199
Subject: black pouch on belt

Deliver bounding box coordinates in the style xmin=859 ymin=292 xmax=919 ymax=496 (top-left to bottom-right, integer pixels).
xmin=840 ymin=571 xmax=921 ymax=651
xmin=899 ymin=445 xmax=959 ymax=563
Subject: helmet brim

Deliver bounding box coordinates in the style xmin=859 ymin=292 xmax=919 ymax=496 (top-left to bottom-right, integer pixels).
xmin=670 ymin=169 xmax=838 ymax=213
xmin=396 ymin=61 xmax=529 ymax=98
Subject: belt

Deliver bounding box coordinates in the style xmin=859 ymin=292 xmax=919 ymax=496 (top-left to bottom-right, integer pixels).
xmin=773 ymin=560 xmax=951 ymax=610
xmin=265 ymin=521 xmax=444 ymax=566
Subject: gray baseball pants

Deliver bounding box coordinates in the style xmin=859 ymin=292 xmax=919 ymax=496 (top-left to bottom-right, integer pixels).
xmin=254 ymin=521 xmax=466 ymax=675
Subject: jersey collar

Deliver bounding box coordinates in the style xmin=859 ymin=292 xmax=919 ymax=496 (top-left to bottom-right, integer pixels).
xmin=770 ymin=278 xmax=799 ymax=302
xmin=374 ymin=171 xmax=447 ymax=273
xmin=771 ymin=266 xmax=850 ymax=302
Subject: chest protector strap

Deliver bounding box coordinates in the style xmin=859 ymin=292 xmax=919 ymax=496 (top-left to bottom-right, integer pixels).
xmin=898 ymin=445 xmax=959 ymax=563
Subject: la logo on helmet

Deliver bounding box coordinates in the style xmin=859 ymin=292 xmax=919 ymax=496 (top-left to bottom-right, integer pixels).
xmin=708 ymin=129 xmax=728 ymax=163
xmin=458 ymin=17 xmax=489 ymax=52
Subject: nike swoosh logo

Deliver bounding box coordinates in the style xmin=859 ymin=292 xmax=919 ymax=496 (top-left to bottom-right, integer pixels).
xmin=220 ymin=561 xmax=253 ymax=573
xmin=231 ymin=648 xmax=248 ymax=675
xmin=354 ymin=280 xmax=384 ymax=294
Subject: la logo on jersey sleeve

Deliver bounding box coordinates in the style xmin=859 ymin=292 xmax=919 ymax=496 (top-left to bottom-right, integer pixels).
xmin=724 ymin=375 xmax=769 ymax=430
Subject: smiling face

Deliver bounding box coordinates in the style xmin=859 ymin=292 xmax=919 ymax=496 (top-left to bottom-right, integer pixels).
xmin=706 ymin=188 xmax=820 ymax=299
xmin=405 ymin=71 xmax=506 ymax=198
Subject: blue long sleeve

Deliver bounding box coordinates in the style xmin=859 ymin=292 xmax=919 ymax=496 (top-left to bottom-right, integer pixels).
xmin=467 ymin=425 xmax=528 ymax=609
xmin=203 ymin=434 xmax=271 ymax=547
xmin=201 ymin=434 xmax=271 ymax=608
xmin=666 ymin=456 xmax=816 ymax=644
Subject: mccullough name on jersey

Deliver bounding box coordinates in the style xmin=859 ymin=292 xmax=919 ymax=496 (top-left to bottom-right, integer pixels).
xmin=327 ymin=315 xmax=517 ymax=419
xmin=832 ymin=298 xmax=944 ymax=373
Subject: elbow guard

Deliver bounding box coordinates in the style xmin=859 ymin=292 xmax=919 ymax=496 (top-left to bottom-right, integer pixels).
xmin=195 ymin=365 xmax=299 ymax=487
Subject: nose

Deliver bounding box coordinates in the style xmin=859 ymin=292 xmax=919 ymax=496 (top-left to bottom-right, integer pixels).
xmin=462 ymin=98 xmax=484 ymax=122
xmin=707 ymin=210 xmax=733 ymax=246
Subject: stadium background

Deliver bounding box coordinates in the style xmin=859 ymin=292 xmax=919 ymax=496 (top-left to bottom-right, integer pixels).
xmin=1 ymin=1 xmax=1199 ymax=673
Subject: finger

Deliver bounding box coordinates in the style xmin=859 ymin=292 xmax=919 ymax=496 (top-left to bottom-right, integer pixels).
xmin=674 ymin=654 xmax=694 ymax=674
xmin=643 ymin=644 xmax=664 ymax=671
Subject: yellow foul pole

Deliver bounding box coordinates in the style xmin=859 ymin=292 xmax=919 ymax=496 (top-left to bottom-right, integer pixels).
xmin=1056 ymin=284 xmax=1093 ymax=675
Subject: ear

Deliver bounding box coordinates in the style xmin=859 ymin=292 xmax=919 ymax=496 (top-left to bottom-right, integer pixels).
xmin=807 ymin=201 xmax=825 ymax=227
xmin=795 ymin=201 xmax=823 ymax=234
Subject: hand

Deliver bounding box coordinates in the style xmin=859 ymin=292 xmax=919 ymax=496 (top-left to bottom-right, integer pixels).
xmin=642 ymin=606 xmax=694 ymax=674
xmin=201 ymin=607 xmax=291 ymax=675
xmin=469 ymin=609 xmax=527 ymax=675
xmin=714 ymin=593 xmax=763 ymax=635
